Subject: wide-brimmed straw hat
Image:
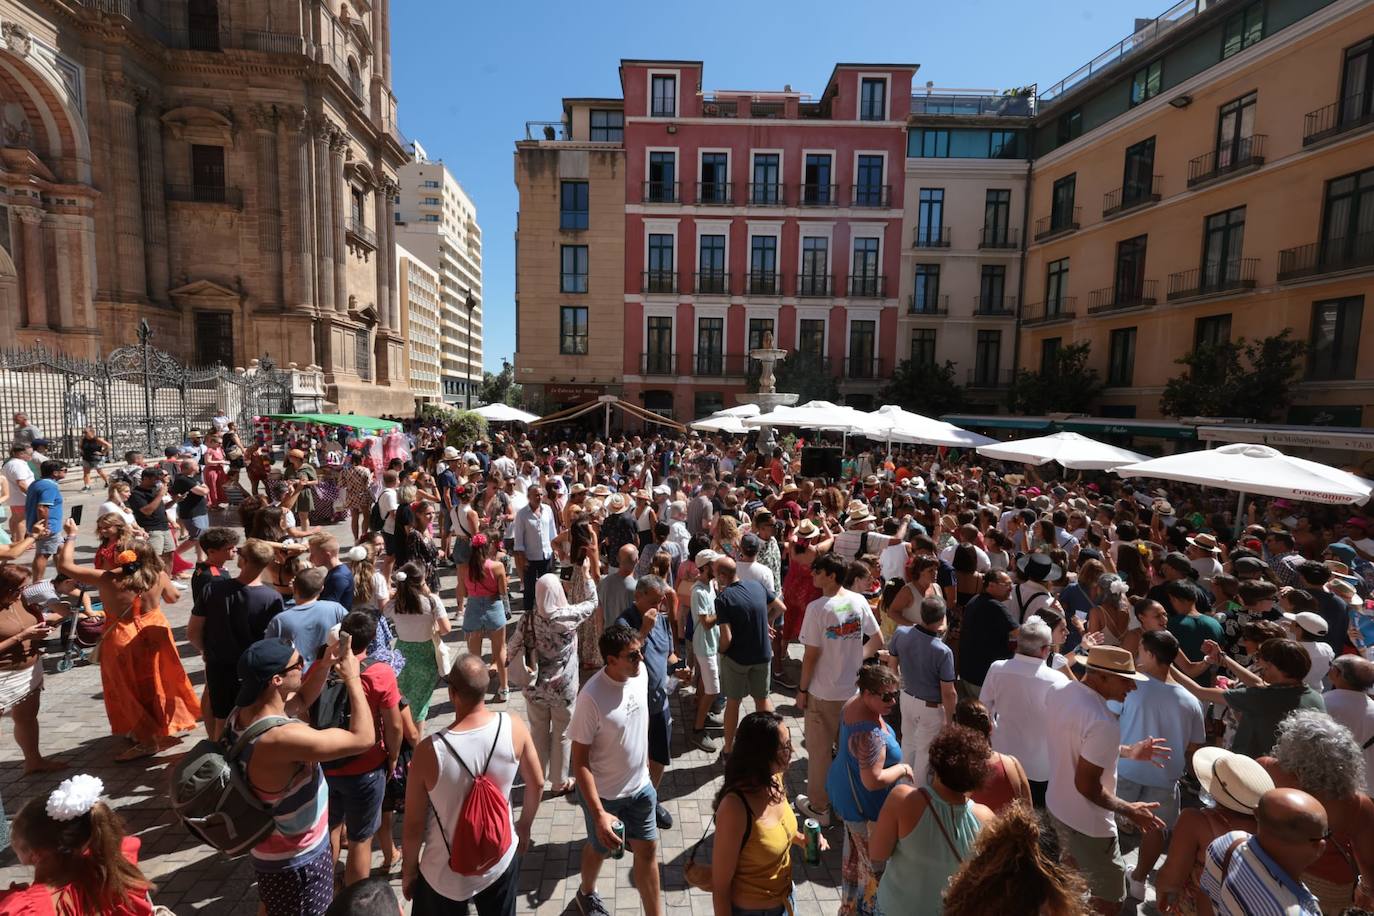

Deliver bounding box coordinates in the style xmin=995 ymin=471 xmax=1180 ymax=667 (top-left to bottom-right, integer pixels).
xmin=1081 ymin=645 xmax=1147 ymax=682
xmin=1193 ymin=747 xmax=1274 ymax=814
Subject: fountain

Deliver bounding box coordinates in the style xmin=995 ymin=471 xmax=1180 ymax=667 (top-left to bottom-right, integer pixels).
xmin=738 ymin=331 xmax=798 ymax=446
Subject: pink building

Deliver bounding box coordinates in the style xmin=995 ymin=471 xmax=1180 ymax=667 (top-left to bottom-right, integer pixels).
xmin=619 ymin=60 xmax=916 ymax=417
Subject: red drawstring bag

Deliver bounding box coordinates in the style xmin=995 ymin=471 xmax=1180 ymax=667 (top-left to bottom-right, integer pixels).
xmin=428 ymin=714 xmax=513 ymax=875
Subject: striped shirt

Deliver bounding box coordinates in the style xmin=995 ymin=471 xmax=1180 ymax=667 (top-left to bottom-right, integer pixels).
xmin=225 ymin=713 xmax=330 ymax=873
xmin=1201 ymin=830 xmax=1321 ymax=916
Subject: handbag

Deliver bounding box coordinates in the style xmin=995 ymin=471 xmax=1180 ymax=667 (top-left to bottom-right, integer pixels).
xmin=430 ymin=596 xmax=454 ymax=676
xmin=918 ymin=787 xmax=964 ymax=862
xmin=684 ymin=789 xmax=753 ymax=891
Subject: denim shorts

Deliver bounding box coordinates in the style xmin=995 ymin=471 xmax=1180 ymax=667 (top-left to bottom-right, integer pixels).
xmin=34 ymin=532 xmax=64 ymax=557
xmin=579 ymin=781 xmax=658 ymax=857
xmin=183 ymin=515 xmax=209 ymax=539
xmin=326 ymin=767 xmax=385 ymax=842
xmin=463 ymin=595 xmax=506 ymax=633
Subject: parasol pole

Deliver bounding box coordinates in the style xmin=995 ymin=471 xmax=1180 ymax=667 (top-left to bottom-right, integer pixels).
xmin=604 ymin=400 xmax=610 ymax=440
xmin=1234 ymin=490 xmax=1246 ymax=538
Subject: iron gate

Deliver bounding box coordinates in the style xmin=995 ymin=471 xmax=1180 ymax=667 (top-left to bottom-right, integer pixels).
xmin=0 ymin=324 xmax=294 ymax=461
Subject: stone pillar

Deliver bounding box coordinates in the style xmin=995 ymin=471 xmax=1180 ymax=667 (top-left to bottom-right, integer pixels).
xmin=313 ymin=119 xmax=336 ymax=314
xmin=250 ymin=104 xmax=283 ymax=306
xmin=280 ymin=107 xmax=314 ymax=310
xmin=13 ymin=206 xmax=48 ymax=329
xmin=384 ymin=182 xmax=400 ymax=331
xmin=103 ymin=76 xmax=148 ymax=301
xmin=373 ymin=178 xmax=392 ymax=331
xmin=329 ymin=131 xmax=348 ymax=314
xmin=380 ymin=0 xmax=392 ymax=84
xmin=136 ymin=91 xmax=169 ymax=303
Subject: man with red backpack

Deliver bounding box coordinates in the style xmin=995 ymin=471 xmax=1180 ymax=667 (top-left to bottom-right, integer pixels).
xmin=401 ymin=652 xmax=543 ymax=914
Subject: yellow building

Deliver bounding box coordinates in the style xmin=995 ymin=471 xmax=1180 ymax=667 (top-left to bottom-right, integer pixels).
xmin=396 ymin=244 xmax=442 ymax=406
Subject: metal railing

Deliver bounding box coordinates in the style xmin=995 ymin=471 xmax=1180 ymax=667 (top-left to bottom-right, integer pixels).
xmin=640 ymin=352 xmax=679 ymax=376
xmin=847 ymin=275 xmax=887 ymax=298
xmin=850 ymin=184 xmax=891 ymax=208
xmin=1167 ymin=258 xmax=1258 ymax=300
xmin=641 ymin=270 xmax=679 ymax=295
xmin=913 ymin=226 xmax=951 ymax=248
xmin=1102 ymin=175 xmax=1162 ymax=218
xmin=695 ymin=181 xmax=733 ymax=205
xmin=966 ymin=368 xmax=1013 ymax=388
xmin=165 ymin=184 xmax=243 ymax=207
xmin=1187 ymin=135 xmax=1266 ymax=186
xmin=746 ymin=271 xmax=781 ymax=295
xmin=910 ymin=90 xmax=1036 ymax=117
xmin=694 ymin=353 xmax=748 ymax=377
xmin=701 ymin=100 xmax=739 ymax=118
xmin=1022 ymin=297 xmax=1078 ymax=325
xmin=908 ymin=294 xmax=949 ymax=315
xmin=524 ymin=121 xmax=568 ymax=141
xmin=1278 ymin=231 xmax=1374 ymax=281
xmin=980 ymin=226 xmax=1020 ymax=249
xmin=799 ymin=184 xmax=838 ymax=206
xmin=346 ymin=218 xmax=376 ymax=248
xmin=973 ymin=295 xmax=1017 ymax=316
xmin=643 ymin=181 xmax=680 ymax=204
xmin=1087 ymin=281 xmax=1158 ymax=313
xmin=1304 ymin=93 xmax=1374 ymax=146
xmin=750 ymin=100 xmax=785 ymax=118
xmin=844 ymin=357 xmax=886 ymax=380
xmin=694 ymin=271 xmax=731 ymax=295
xmin=242 ymin=30 xmax=314 ymax=54
xmin=1034 ymin=208 xmax=1081 ymax=241
xmin=1039 ymin=0 xmax=1203 ymax=103
xmin=747 ymin=183 xmax=785 ymax=206
xmin=796 ymin=274 xmax=833 ymax=297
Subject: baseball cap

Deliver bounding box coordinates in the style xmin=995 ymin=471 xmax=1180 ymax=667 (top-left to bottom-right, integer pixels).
xmin=235 ymin=638 xmax=299 ymax=707
xmin=740 ymin=533 xmax=762 ymax=555
xmin=1283 ymin=611 xmax=1329 ymax=636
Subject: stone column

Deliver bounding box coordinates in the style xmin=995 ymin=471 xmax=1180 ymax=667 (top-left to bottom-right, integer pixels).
xmin=329 ymin=131 xmax=348 ymax=314
xmin=250 ymin=104 xmax=283 ymax=306
xmin=13 ymin=206 xmax=48 ymax=328
xmin=103 ymin=76 xmax=148 ymax=302
xmin=373 ymin=178 xmax=392 ymax=331
xmin=384 ymin=182 xmax=400 ymax=331
xmin=380 ymin=0 xmax=392 ymax=84
xmin=136 ymin=91 xmax=168 ymax=303
xmin=280 ymin=107 xmax=314 ymax=310
xmin=313 ymin=119 xmax=336 ymax=314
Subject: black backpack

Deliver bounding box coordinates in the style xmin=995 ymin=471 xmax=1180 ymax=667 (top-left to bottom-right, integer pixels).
xmin=169 ymin=715 xmax=292 ymax=856
xmin=310 ymin=659 xmax=375 ymax=767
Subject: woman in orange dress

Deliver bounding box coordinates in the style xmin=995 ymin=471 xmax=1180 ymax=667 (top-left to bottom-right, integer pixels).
xmin=56 ymin=521 xmax=200 ymax=761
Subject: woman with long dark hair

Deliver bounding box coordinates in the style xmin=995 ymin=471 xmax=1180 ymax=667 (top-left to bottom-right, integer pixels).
xmin=385 ymin=560 xmax=450 ymax=726
xmin=942 ymin=802 xmax=1090 ymax=916
xmin=404 ymin=500 xmax=442 ymax=592
xmin=457 ymin=532 xmax=510 ymax=702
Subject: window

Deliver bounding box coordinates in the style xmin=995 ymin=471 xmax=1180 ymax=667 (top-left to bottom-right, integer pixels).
xmin=698 ymin=235 xmax=726 ymax=292
xmin=1320 ymin=166 xmax=1374 ymax=265
xmin=1216 ymin=92 xmax=1258 ymax=170
xmin=751 ymin=153 xmax=781 ymax=204
xmin=1057 ymin=109 xmax=1082 ymax=145
xmin=355 ymin=330 xmax=371 ymax=381
xmin=697 ymin=317 xmax=724 ymax=374
xmin=911 ymin=329 xmax=937 ymax=368
xmin=912 ymin=264 xmax=941 ymax=313
xmin=849 ymin=321 xmax=876 ymax=377
xmin=560 ymin=306 xmax=588 ymax=355
xmin=749 ymin=235 xmax=778 ymax=293
xmin=194 ymin=311 xmax=234 ymax=366
xmin=919 ymin=129 xmax=949 ymax=158
xmin=803 ymin=154 xmax=833 ymax=204
xmin=187 ymin=0 xmax=220 ymax=50
xmin=1046 ymin=258 xmax=1070 ymax=312
xmin=748 ymin=318 xmax=774 ymax=351
xmin=1309 ymin=297 xmax=1363 ymax=380
xmin=917 ymin=188 xmax=945 ymax=245
xmin=850 ymin=238 xmax=880 ymax=296
xmin=1194 ymin=314 xmax=1232 ymax=349
xmin=1114 ymin=235 xmax=1149 ymax=304
xmin=974 ymin=331 xmax=1001 ymax=385
xmin=351 ymin=188 xmax=366 ymax=225
xmin=854 ymin=155 xmax=885 ymax=206
xmin=800 ymin=237 xmax=829 ymax=295
xmin=191 ymin=144 xmax=226 ymax=199
xmin=700 ymin=152 xmax=729 ymax=203
xmin=647 ymin=151 xmax=676 ymax=202
xmin=560 ymin=180 xmax=588 ymax=230
xmin=979 ymin=265 xmax=1006 ymax=311
xmin=984 ymin=189 xmax=1011 ymax=245
xmin=1130 ymin=60 xmax=1163 ymax=107
xmin=907 ymin=128 xmax=1025 ymax=159
xmin=1051 ymin=175 xmax=1076 ymax=230
xmin=1108 ymin=328 xmax=1137 ymax=386
xmin=989 ymin=130 xmax=1018 ymax=159
xmin=1340 ymin=38 xmax=1374 ymax=127
xmin=422 ymin=196 xmax=440 ymax=206
xmin=560 ymin=245 xmax=588 ymax=293
xmin=1202 ymin=207 xmax=1246 ymax=290
xmin=1222 ymin=3 xmax=1264 ymax=58
xmin=1122 ymin=137 xmax=1157 ymax=204
xmin=694 ymin=392 xmax=724 ymax=417
xmin=799 ymin=319 xmax=826 ymax=358
xmin=645 ymin=234 xmax=674 ymax=293
xmin=860 ymin=77 xmax=887 ymax=121
xmin=590 ymin=109 xmax=624 ymax=142
xmin=1041 ymin=337 xmax=1061 ymax=373
xmin=651 ymin=74 xmax=676 ymax=117
xmin=645 ymin=316 xmax=673 ymax=373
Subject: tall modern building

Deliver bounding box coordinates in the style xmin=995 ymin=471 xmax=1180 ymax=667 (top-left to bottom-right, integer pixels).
xmin=396 ymin=142 xmax=484 ymax=406
xmin=396 ymin=243 xmax=442 ymax=407
xmin=0 ymin=0 xmax=414 ymax=413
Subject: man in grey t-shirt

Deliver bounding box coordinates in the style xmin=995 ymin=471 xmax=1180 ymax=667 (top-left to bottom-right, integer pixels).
xmin=599 ymin=544 xmax=638 ymax=627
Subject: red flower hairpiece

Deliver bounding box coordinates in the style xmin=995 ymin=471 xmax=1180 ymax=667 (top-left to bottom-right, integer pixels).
xmin=470 ymin=533 xmax=488 ymax=549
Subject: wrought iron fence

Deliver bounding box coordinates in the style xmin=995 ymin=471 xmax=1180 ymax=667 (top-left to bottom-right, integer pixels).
xmin=0 ymin=324 xmax=294 ymax=462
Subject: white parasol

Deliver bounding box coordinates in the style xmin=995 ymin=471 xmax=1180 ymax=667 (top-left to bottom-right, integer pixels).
xmin=868 ymin=405 xmax=996 ymax=448
xmin=471 ymin=403 xmax=541 ymax=424
xmin=977 ymin=431 xmax=1149 ymax=471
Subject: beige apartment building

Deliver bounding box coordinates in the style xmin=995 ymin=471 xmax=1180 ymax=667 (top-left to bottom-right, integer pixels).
xmin=396 ymin=244 xmax=442 ymax=406
xmin=513 ymin=99 xmax=626 ymax=413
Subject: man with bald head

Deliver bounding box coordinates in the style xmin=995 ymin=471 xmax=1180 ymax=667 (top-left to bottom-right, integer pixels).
xmin=1324 ymin=655 xmax=1374 ymax=792
xmin=714 ymin=555 xmax=786 ymax=755
xmin=598 ymin=542 xmax=639 ymax=627
xmin=1202 ymin=787 xmax=1326 ymax=915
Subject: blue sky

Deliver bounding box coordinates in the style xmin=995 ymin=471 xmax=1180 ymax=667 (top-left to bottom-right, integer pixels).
xmin=390 ymin=0 xmax=1150 ymax=372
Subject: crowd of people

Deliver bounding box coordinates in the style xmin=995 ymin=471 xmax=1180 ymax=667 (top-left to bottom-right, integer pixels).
xmin=0 ymin=408 xmax=1373 ymax=915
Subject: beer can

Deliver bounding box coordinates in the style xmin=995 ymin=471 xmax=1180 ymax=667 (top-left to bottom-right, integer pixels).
xmin=610 ymin=819 xmax=626 ymax=859
xmin=803 ymin=818 xmax=821 ymax=865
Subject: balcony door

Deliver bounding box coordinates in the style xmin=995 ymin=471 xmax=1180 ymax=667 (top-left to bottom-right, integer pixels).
xmin=1339 ymin=37 xmax=1373 ymax=127
xmin=800 ymin=237 xmax=828 ymax=295
xmin=917 ymin=189 xmax=944 ymax=245
xmin=750 ymin=236 xmax=778 ymax=293
xmin=974 ymin=330 xmax=1001 ymax=386
xmin=698 ymin=235 xmax=726 ymax=293
xmin=646 ymin=317 xmax=673 ymax=375
xmin=851 ymin=238 xmax=879 ymax=296
xmin=697 ymin=317 xmax=724 ymax=375
xmin=979 ymin=265 xmax=1006 ymax=311
xmin=647 ymin=233 xmax=674 ymax=292
xmin=1215 ymin=92 xmax=1257 ymax=170
xmin=1114 ymin=235 xmax=1148 ymax=303
xmin=752 ymin=153 xmax=780 ymax=204
xmin=648 ymin=151 xmax=676 ymax=202
xmin=984 ymin=189 xmax=1010 ymax=244
xmin=1051 ymin=175 xmax=1076 ymax=229
xmin=699 ymin=152 xmax=728 ymax=203
xmin=1122 ymin=137 xmax=1156 ymax=203
xmin=1202 ymin=206 xmax=1246 ymax=290
xmin=804 ymin=154 xmax=832 ymax=204
xmin=848 ymin=321 xmax=875 ymax=377
xmin=1321 ymin=166 xmax=1374 ymax=266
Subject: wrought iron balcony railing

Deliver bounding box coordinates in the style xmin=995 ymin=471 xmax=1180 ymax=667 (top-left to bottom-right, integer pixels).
xmin=1187 ymin=135 xmax=1266 ymax=187
xmin=1034 ymin=208 xmax=1080 ymax=241
xmin=1102 ymin=175 xmax=1162 ymax=218
xmin=1166 ymin=258 xmax=1258 ymax=300
xmin=1087 ymin=280 xmax=1158 ymax=313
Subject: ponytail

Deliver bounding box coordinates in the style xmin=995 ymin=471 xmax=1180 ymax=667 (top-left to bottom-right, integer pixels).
xmin=12 ymin=797 xmax=152 ymax=911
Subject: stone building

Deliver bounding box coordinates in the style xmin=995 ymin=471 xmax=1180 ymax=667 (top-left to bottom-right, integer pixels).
xmin=0 ymin=0 xmax=413 ymax=414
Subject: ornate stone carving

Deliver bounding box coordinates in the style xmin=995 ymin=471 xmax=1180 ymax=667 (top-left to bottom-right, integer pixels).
xmin=279 ymin=106 xmax=311 ymax=135
xmin=2 ymin=23 xmax=32 ymax=58
xmin=103 ymin=74 xmax=146 ymax=108
xmin=12 ymin=205 xmax=44 ymax=226
xmin=248 ymin=103 xmax=279 ymax=133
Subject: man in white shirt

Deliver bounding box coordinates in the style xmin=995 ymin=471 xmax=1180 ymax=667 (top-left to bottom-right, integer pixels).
xmin=796 ymin=552 xmax=882 ymax=827
xmin=513 ymin=485 xmax=558 ymax=611
xmin=735 ymin=533 xmax=775 ymax=593
xmin=1009 ymin=553 xmax=1058 ymax=623
xmin=3 ymin=444 xmax=34 ymax=541
xmin=939 ymin=523 xmax=991 ymax=573
xmin=570 ymin=625 xmax=661 ymax=916
xmin=1044 ymin=645 xmax=1169 ymax=913
xmin=1324 ymin=656 xmax=1374 ymax=792
xmin=982 ymin=617 xmax=1066 ymax=806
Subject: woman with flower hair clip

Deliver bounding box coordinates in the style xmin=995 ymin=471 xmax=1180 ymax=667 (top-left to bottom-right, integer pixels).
xmin=1 ymin=774 xmax=156 ymax=914
xmin=56 ymin=522 xmax=200 ymax=761
xmin=456 ymin=531 xmax=511 ymax=702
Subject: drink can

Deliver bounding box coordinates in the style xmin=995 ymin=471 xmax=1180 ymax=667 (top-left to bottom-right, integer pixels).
xmin=611 ymin=819 xmax=626 ymax=859
xmin=803 ymin=818 xmax=821 ymax=864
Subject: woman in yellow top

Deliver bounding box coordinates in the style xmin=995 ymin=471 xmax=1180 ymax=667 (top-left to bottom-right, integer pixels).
xmin=711 ymin=711 xmax=828 ymax=916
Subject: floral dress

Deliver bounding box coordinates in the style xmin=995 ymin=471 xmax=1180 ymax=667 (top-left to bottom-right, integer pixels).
xmin=569 ymin=558 xmax=603 ymax=670
xmin=340 ymin=463 xmax=374 ymax=514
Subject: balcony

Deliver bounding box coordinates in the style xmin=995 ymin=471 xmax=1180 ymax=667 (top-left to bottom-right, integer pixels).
xmin=346 ymin=217 xmax=377 ymax=250
xmin=844 ymin=357 xmax=887 ymax=380
xmin=750 ymin=100 xmax=785 ymax=119
xmin=641 ymin=352 xmax=680 ymax=377
xmin=1187 ymin=135 xmax=1267 ymax=188
xmin=1034 ymin=208 xmax=1080 ymax=242
xmin=1022 ymin=298 xmax=1078 ymax=326
xmin=979 ymin=226 xmax=1020 ymax=250
xmin=1278 ymin=232 xmax=1374 ymax=282
xmin=972 ymin=295 xmax=1017 ymax=317
xmin=746 ymin=271 xmax=782 ymax=296
xmin=747 ymin=183 xmax=786 ymax=206
xmin=850 ymin=184 xmax=891 ymax=208
xmin=796 ymin=273 xmax=834 ymax=297
xmin=695 ymin=181 xmax=733 ymax=205
xmin=1166 ymin=259 xmax=1258 ymax=301
xmin=694 ymin=353 xmax=748 ymax=377
xmin=642 ymin=181 xmax=680 ymax=204
xmin=847 ymin=275 xmax=887 ymax=298
xmin=1087 ymin=281 xmax=1158 ymax=314
xmin=242 ymin=30 xmax=314 ymax=54
xmin=966 ymin=368 xmax=1013 ymax=389
xmin=908 ymin=294 xmax=949 ymax=316
xmin=701 ymin=98 xmax=739 ymax=118
xmin=524 ymin=121 xmax=569 ymax=141
xmin=165 ymin=184 xmax=242 ymax=208
xmin=910 ymin=90 xmax=1036 ymax=118
xmin=913 ymin=226 xmax=951 ymax=248
xmin=1304 ymin=93 xmax=1374 ymax=146
xmin=1102 ymin=176 xmax=1162 ymax=219
xmin=694 ymin=271 xmax=731 ymax=295
xmin=641 ymin=270 xmax=679 ymax=295
xmin=799 ymin=184 xmax=838 ymax=207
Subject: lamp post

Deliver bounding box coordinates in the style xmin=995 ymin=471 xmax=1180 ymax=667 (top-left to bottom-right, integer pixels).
xmin=464 ymin=289 xmax=477 ymax=410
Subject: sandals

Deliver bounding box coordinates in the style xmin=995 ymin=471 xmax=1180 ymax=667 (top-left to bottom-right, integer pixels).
xmin=116 ymin=743 xmax=158 ymax=762
xmin=494 ymin=687 xmax=509 ymax=703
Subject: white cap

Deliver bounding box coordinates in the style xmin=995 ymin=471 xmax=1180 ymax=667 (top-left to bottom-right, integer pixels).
xmin=1283 ymin=610 xmax=1329 ymax=636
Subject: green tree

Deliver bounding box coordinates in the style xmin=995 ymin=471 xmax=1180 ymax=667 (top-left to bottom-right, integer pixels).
xmin=880 ymin=359 xmax=966 ymax=416
xmin=478 ymin=359 xmax=524 ymax=407
xmin=758 ymin=351 xmax=839 ymax=403
xmin=444 ymin=411 xmax=489 ymax=448
xmin=1008 ymin=341 xmax=1102 ymax=414
xmin=1160 ymin=330 xmax=1306 ymax=421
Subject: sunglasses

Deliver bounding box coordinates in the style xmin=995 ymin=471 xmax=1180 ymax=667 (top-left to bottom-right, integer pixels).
xmin=619 ymin=650 xmax=644 ymax=663
xmin=875 ymin=690 xmax=900 ymax=704
xmin=280 ymin=658 xmax=305 ymax=674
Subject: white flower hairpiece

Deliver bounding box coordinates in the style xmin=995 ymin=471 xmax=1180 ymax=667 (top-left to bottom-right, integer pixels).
xmin=1108 ymin=579 xmax=1130 ymax=596
xmin=46 ymin=774 xmax=103 ymax=822
xmin=393 ymin=570 xmax=408 ymax=582
xmin=345 ymin=545 xmax=368 ymax=563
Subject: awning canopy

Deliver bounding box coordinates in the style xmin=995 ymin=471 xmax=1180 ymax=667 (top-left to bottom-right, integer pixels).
xmin=471 ymin=403 xmax=540 ymax=424
xmin=529 ymin=396 xmax=686 ymax=432
xmin=1115 ymin=443 xmax=1374 ymax=505
xmin=1198 ymin=424 xmax=1374 ymax=454
xmin=942 ymin=415 xmax=1055 ymax=432
xmin=868 ymin=405 xmax=996 ymax=448
xmin=976 ymin=431 xmax=1149 ymax=471
xmin=264 ymin=413 xmax=400 ymax=432
xmin=743 ymin=400 xmax=882 ymax=434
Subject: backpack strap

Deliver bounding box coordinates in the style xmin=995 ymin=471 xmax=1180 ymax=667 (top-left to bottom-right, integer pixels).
xmin=1363 ymin=732 xmax=1374 ymax=751
xmin=685 ymin=787 xmax=754 ymax=870
xmin=1219 ymin=833 xmax=1248 ymax=874
xmin=225 ymin=715 xmax=292 ymax=763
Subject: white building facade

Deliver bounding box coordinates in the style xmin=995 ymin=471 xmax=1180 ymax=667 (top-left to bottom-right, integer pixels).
xmin=396 ymin=244 xmax=443 ymax=405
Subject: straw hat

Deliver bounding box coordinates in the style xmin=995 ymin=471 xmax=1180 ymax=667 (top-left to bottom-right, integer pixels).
xmin=781 ymin=482 xmax=800 ymax=496
xmin=795 ymin=519 xmax=820 ymax=539
xmin=846 ymin=506 xmax=876 ymax=527
xmin=633 ymin=488 xmax=651 ymax=501
xmin=1193 ymin=747 xmax=1274 ymax=814
xmin=606 ymin=493 xmax=629 ymax=513
xmin=1152 ymin=499 xmax=1175 ymax=517
xmin=569 ymin=483 xmax=587 ymax=495
xmin=1002 ymin=474 xmax=1025 ymax=486
xmin=1081 ymin=645 xmax=1147 ymax=682
xmin=1187 ymin=533 xmax=1221 ymax=553
xmin=591 ymin=484 xmax=612 ymax=497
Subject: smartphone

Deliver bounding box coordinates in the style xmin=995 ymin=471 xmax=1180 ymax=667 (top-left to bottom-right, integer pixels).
xmin=811 ymin=501 xmax=823 ymax=514
xmin=559 ymin=564 xmax=574 ymax=582
xmin=70 ymin=504 xmax=83 ymax=526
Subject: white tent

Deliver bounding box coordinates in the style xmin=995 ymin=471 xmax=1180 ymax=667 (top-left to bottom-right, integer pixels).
xmin=742 ymin=400 xmax=881 ymax=434
xmin=690 ymin=413 xmax=750 ymax=434
xmin=712 ymin=403 xmax=762 ymax=418
xmin=1115 ymin=443 xmax=1374 ymax=506
xmin=977 ymin=431 xmax=1149 ymax=471
xmin=471 ymin=403 xmax=540 ymax=424
xmin=868 ymin=405 xmax=996 ymax=448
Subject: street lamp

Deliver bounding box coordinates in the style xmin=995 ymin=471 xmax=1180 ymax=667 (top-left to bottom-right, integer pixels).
xmin=464 ymin=289 xmax=477 ymax=410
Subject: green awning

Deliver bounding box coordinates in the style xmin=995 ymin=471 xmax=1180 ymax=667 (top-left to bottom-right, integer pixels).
xmin=264 ymin=413 xmax=401 ymax=432
xmin=941 ymin=415 xmax=1054 ymax=431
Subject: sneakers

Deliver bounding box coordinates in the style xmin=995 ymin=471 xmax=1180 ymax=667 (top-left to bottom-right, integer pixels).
xmin=690 ymin=729 xmax=719 ymax=753
xmin=575 ymin=889 xmax=611 ymax=916
xmin=655 ymin=803 xmax=673 ymax=829
xmin=703 ymin=710 xmax=724 ymax=728
xmin=773 ymin=668 xmax=798 ymax=689
xmin=795 ymin=795 xmax=831 ymax=828
xmin=1127 ymin=875 xmax=1148 ymax=901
